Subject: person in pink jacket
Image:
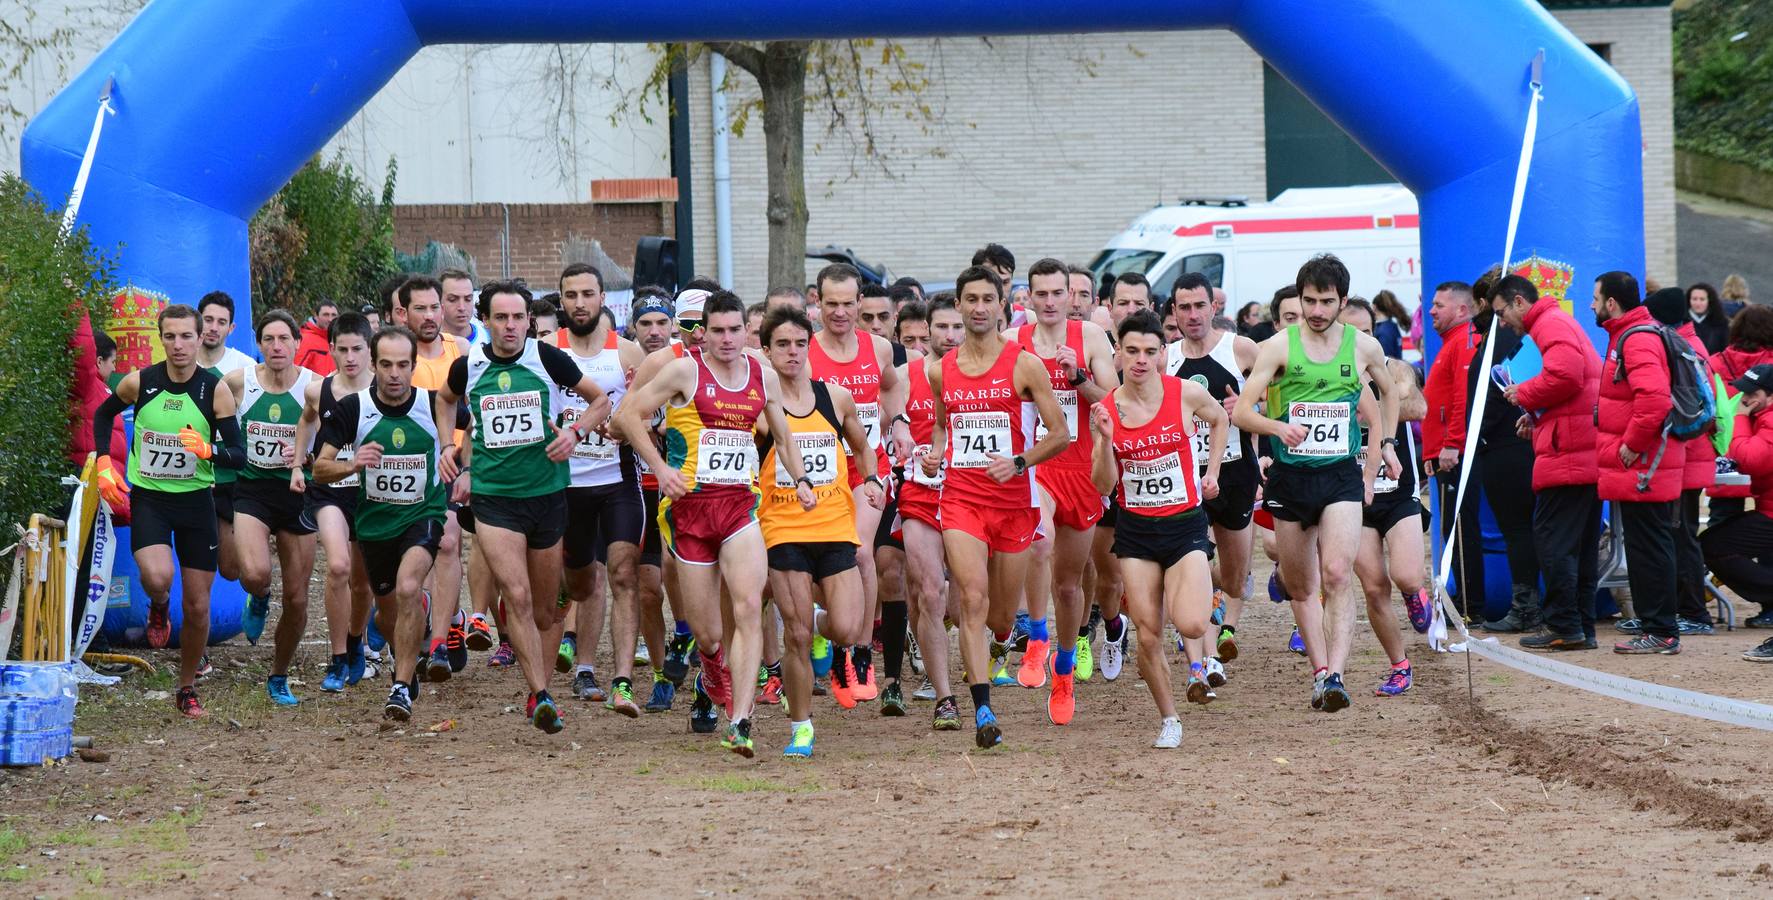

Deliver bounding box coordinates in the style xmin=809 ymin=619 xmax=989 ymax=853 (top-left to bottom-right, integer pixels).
xmin=1592 ymin=271 xmax=1685 ymax=654
xmin=1496 ymin=274 xmax=1602 ymax=650
xmin=1703 ymin=364 xmax=1773 ymax=658
xmin=1646 ymin=287 xmax=1718 ymax=633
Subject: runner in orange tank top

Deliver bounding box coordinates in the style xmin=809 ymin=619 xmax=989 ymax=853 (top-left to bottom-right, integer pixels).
xmin=1004 ymin=258 xmax=1119 ymax=719
xmin=919 ymin=266 xmax=1069 ymax=750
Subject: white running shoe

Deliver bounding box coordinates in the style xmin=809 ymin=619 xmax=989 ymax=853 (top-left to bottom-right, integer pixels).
xmin=634 ymin=644 xmax=651 ymax=668
xmin=1100 ymin=614 xmax=1128 ymax=682
xmin=908 ymin=634 xmax=925 ymax=676
xmin=912 ymin=678 xmax=937 ymax=701
xmin=1204 ymin=656 xmax=1227 ymax=688
xmin=1153 ymin=717 xmax=1182 ymax=749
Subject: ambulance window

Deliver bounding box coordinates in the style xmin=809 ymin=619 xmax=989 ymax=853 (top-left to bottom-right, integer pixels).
xmin=1151 ymin=254 xmax=1223 ymax=299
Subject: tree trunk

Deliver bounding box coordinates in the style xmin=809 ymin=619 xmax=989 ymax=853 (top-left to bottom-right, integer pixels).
xmin=757 ymin=42 xmax=809 ymax=295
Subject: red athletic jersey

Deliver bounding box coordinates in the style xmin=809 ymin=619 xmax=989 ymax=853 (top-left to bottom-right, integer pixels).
xmin=903 ymin=358 xmax=944 ymax=495
xmin=940 ymin=340 xmax=1037 ymax=508
xmin=809 ymin=330 xmax=887 ymax=461
xmin=1016 ymin=320 xmax=1091 ymax=469
xmin=1105 ymin=375 xmax=1201 ymax=518
xmin=639 ymin=341 xmax=696 ymax=491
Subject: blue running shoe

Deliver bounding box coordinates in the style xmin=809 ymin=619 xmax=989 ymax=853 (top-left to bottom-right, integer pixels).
xmin=645 ymin=675 xmax=676 ymax=712
xmin=321 ymin=659 xmax=347 ymax=693
xmin=366 ymin=614 xmax=387 ymax=652
xmin=783 ymin=721 xmax=815 ymax=758
xmin=974 ymin=705 xmax=1002 ymax=749
xmin=810 ymin=634 xmax=833 ymax=679
xmin=1288 ymin=627 xmax=1306 ymax=655
xmin=529 ymin=692 xmax=564 ymax=734
xmin=346 ymin=640 xmax=367 ymax=685
xmin=1374 ymin=666 xmax=1412 ymax=697
xmin=1211 ymin=596 xmax=1225 ymax=627
xmin=1319 ymin=673 xmax=1351 ymax=712
xmin=1011 ymin=611 xmax=1031 ymax=652
xmin=266 ymin=675 xmax=299 ymax=706
xmin=244 ymin=593 xmax=270 ymax=645
xmin=1268 ymin=571 xmax=1288 ymax=604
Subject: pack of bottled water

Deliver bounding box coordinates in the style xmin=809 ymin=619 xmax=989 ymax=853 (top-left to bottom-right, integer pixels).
xmin=0 ymin=661 xmax=78 ymax=766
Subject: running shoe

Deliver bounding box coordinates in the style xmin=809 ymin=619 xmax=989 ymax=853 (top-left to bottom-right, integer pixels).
xmin=1319 ymin=673 xmax=1351 ymax=712
xmin=664 ymin=633 xmax=695 ymax=685
xmin=1011 ymin=611 xmax=1031 ymax=652
xmin=383 ymin=683 xmax=412 ymax=722
xmin=881 ymin=680 xmax=906 ymax=717
xmin=699 ymin=648 xmax=733 ymax=712
xmin=1153 ymin=716 xmax=1183 ymax=750
xmin=1210 ymin=594 xmax=1225 ymax=627
xmin=932 ymin=696 xmax=961 ymax=731
xmin=989 ymin=639 xmax=1017 ymax=687
xmin=1614 ymin=634 xmax=1681 ymax=655
xmin=1075 ymin=634 xmax=1094 ymax=683
xmin=1287 ymin=627 xmax=1306 ymax=655
xmin=760 ymin=672 xmax=784 ymax=707
xmin=321 ymin=659 xmax=348 ymax=694
xmin=1267 ymin=570 xmax=1288 ymax=604
xmin=605 ymin=680 xmax=641 ymax=718
xmin=1743 ymin=637 xmax=1773 ymax=662
xmin=1677 ymin=616 xmax=1715 ymax=636
xmin=487 ymin=642 xmax=516 ymax=668
xmin=573 ymin=669 xmax=604 ymax=702
xmin=266 ymin=675 xmax=299 ymax=707
xmin=810 ymin=633 xmax=832 ymax=679
xmin=425 ymin=643 xmax=452 ymax=683
xmin=243 ymin=593 xmax=270 ymax=645
xmin=1185 ymin=666 xmax=1211 ymax=705
xmin=974 ymin=705 xmax=1003 ymax=749
xmin=1216 ymin=626 xmax=1239 ymax=663
xmin=1613 ymin=617 xmax=1643 ymax=634
xmin=783 ymin=721 xmax=815 ymax=758
xmin=1520 ymin=631 xmax=1590 ymax=651
xmin=556 ymin=635 xmax=577 ymax=674
xmin=175 ymin=685 xmax=205 ymax=719
xmin=528 ymin=691 xmax=564 ymax=734
xmin=346 ymin=642 xmax=367 ymax=685
xmin=852 ymin=654 xmax=879 ymax=702
xmin=193 ymin=655 xmax=215 ymax=680
xmin=908 ymin=633 xmax=925 ymax=676
xmin=721 ymin=719 xmax=755 ymax=758
xmin=1311 ymin=670 xmax=1328 ymax=710
xmin=634 ymin=643 xmax=652 ymax=669
xmin=366 ymin=613 xmax=386 ymax=652
xmin=1100 ymin=615 xmax=1128 ymax=682
xmin=146 ymin=601 xmax=172 ymax=650
xmin=1048 ymin=672 xmax=1075 ymax=726
xmin=1204 ymin=656 xmax=1227 ymax=688
xmin=1405 ymin=590 xmax=1432 ymax=634
xmin=446 ymin=612 xmax=468 ymax=672
xmin=912 ymin=679 xmax=937 ymax=702
xmin=831 ymin=653 xmax=857 ymax=710
xmin=646 ymin=674 xmax=676 ymax=712
xmin=465 ymin=615 xmax=495 ymax=651
xmin=690 ymin=677 xmax=719 ymax=734
xmin=1374 ymin=665 xmax=1412 ymax=697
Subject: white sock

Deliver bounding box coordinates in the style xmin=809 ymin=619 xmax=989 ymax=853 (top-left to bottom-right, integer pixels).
xmin=575 ymin=663 xmax=594 ymax=676
xmin=791 ymin=719 xmax=811 ymax=732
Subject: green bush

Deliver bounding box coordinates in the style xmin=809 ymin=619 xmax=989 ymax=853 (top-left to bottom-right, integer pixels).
xmin=1674 ymin=1 xmax=1773 ymax=175
xmin=0 ymin=172 xmax=117 ymax=530
xmin=249 ymin=155 xmax=397 ymax=321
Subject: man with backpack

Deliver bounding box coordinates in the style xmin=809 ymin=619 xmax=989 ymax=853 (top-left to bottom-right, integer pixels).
xmin=1644 ymin=287 xmax=1719 ymax=635
xmin=1593 ymin=271 xmax=1687 ymax=655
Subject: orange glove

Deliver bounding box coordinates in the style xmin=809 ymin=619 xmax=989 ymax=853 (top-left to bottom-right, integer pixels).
xmin=178 ymin=426 xmax=214 ymax=460
xmin=95 ymin=455 xmax=130 ymax=509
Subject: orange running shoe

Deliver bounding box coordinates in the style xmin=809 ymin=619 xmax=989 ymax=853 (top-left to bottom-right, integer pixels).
xmin=760 ymin=673 xmax=784 ymax=707
xmin=175 ymin=686 xmax=206 ymax=719
xmin=1048 ymin=672 xmax=1075 ymax=725
xmin=1018 ymin=639 xmax=1050 ymax=689
xmin=146 ymin=601 xmax=172 ymax=649
xmin=464 ymin=615 xmax=495 ymax=651
xmin=830 ymin=654 xmax=857 ymax=710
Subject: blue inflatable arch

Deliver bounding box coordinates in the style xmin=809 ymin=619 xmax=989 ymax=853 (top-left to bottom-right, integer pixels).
xmin=22 ymin=1 xmax=1643 ymax=632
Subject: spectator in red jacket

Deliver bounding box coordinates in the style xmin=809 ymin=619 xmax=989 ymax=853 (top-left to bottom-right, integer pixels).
xmin=1497 ymin=274 xmax=1602 ymax=650
xmin=1707 ymin=306 xmax=1773 ymax=523
xmin=294 ymin=299 xmax=338 ymax=375
xmin=66 ymin=311 xmax=130 ymax=521
xmin=1705 ymin=365 xmax=1773 ymax=656
xmin=1647 ymin=287 xmax=1719 ymax=632
xmin=1422 ymin=280 xmax=1486 ymax=616
xmin=1593 ymin=271 xmax=1685 ymax=654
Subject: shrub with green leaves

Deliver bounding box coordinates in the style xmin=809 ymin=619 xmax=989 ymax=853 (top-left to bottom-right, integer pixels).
xmin=250 ymin=155 xmax=397 ymax=321
xmin=0 ymin=172 xmax=117 ymax=530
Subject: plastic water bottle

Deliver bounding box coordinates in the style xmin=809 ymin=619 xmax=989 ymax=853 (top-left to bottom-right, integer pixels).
xmin=1 ymin=662 xmax=79 ymax=766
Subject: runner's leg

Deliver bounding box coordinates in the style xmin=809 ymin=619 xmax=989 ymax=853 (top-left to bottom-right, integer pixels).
xmin=390 ymin=544 xmax=438 ymax=686
xmin=772 ymin=568 xmax=816 ymax=723
xmin=1119 ymin=557 xmax=1175 ymax=719
xmin=717 ymin=526 xmax=769 ymax=720
xmin=270 ymin=529 xmax=316 ymax=677
xmin=233 ymin=513 xmax=275 ymax=600
xmin=431 ymin=510 xmax=463 ymax=634
xmin=1355 ymin=527 xmax=1405 ymax=666
xmin=316 ymin=507 xmax=354 ymax=656
xmin=1212 ymin=522 xmax=1253 ymax=631
xmin=904 ymin=519 xmax=951 ymax=698
xmin=178 ymin=566 xmax=215 ymax=688
xmin=1274 ymin=520 xmax=1327 ymax=672
xmin=474 ymin=523 xmax=551 ymax=694
xmin=943 ymin=530 xmax=993 ymax=702
xmin=1316 ymin=502 xmax=1364 ymax=675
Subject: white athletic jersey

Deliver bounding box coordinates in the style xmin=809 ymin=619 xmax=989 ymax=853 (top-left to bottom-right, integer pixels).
xmin=1168 ymin=331 xmax=1247 ymax=470
xmin=206 ymin=346 xmax=257 ymax=375
xmin=557 ymin=330 xmax=629 ymax=487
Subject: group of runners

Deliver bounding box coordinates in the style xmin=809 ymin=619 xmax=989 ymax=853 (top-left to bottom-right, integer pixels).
xmin=91 ymin=249 xmax=1434 ymax=757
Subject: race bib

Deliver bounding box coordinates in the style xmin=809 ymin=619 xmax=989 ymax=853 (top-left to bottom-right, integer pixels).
xmin=560 ymin=411 xmax=617 ymax=461
xmin=856 ymin=402 xmax=882 ymax=451
xmin=909 ymin=443 xmax=946 ymax=488
xmin=695 ymin=428 xmax=757 ymax=486
xmin=1121 ymin=453 xmax=1189 ymax=509
xmin=1189 ymin=418 xmax=1243 ymax=467
xmin=139 ymin=429 xmax=197 ymax=480
xmin=950 ymin=411 xmax=1011 ymax=468
xmin=365 ymin=454 xmax=426 ymax=505
xmin=246 ymin=420 xmax=297 ymax=469
xmin=1289 ymin=402 xmax=1350 ymax=458
xmin=1374 ymin=459 xmax=1399 ymax=494
xmin=775 ymin=431 xmax=840 ymax=488
xmin=1034 ymin=390 xmax=1078 ymax=442
xmin=333 ymin=445 xmax=360 ymax=489
xmin=480 ymin=391 xmax=545 ymax=449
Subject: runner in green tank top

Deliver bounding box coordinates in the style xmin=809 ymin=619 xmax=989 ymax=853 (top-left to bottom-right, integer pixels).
xmin=1233 ymin=255 xmax=1397 ymax=715
xmin=219 ymin=311 xmax=318 ymax=706
xmin=92 ymin=304 xmax=246 ymax=720
xmin=313 ymin=326 xmax=449 ymax=723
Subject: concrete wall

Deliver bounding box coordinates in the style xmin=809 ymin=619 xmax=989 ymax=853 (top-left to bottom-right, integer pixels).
xmin=392 ymin=201 xmax=667 ymax=289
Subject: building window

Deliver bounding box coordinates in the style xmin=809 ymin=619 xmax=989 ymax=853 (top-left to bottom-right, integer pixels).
xmin=1588 ymin=43 xmax=1613 ymax=65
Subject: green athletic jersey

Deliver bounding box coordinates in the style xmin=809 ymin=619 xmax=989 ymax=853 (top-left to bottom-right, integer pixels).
xmin=1266 ymin=324 xmax=1362 ymax=467
xmin=128 ymin=363 xmax=220 ymax=493
xmin=236 ymin=366 xmax=313 ymax=482
xmin=460 ymin=340 xmax=570 ymax=498
xmin=329 ymin=388 xmax=446 ymax=543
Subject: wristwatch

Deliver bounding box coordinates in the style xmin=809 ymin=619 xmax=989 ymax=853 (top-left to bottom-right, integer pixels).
xmin=796 ymin=475 xmax=815 ymax=489
xmin=1013 ymin=455 xmax=1027 ymax=475
xmin=1068 ymin=369 xmax=1089 ymax=387
xmin=890 ymin=414 xmax=911 ymax=428
xmin=1381 ymin=437 xmax=1400 ymax=448
xmin=864 ymin=474 xmax=884 ymax=489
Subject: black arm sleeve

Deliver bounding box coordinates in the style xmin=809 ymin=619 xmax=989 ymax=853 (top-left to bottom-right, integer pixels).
xmin=316 ymin=394 xmax=359 ymax=452
xmin=446 ymin=356 xmax=468 ymax=397
xmin=456 ymin=400 xmax=471 ymax=432
xmin=537 ymin=342 xmax=587 ymax=388
xmin=93 ymin=394 xmax=127 ymax=456
xmin=211 ymin=416 xmax=247 ymax=470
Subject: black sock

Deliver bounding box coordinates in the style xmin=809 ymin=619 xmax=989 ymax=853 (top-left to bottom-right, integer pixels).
xmin=853 ymin=645 xmax=872 ymax=678
xmin=881 ymin=600 xmax=908 ymax=681
xmin=613 ymin=676 xmax=631 ymax=692
xmin=765 ymin=660 xmax=781 ymax=678
xmin=1104 ymin=616 xmax=1125 ymax=642
xmin=564 ymin=631 xmax=577 ymax=643
xmin=331 ymin=653 xmax=347 ymax=666
xmin=1222 ymin=624 xmax=1236 ymax=636
xmin=969 ymin=682 xmax=991 ymax=711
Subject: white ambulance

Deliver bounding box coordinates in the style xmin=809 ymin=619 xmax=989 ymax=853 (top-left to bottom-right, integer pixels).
xmin=1088 ymin=182 xmax=1423 ymax=320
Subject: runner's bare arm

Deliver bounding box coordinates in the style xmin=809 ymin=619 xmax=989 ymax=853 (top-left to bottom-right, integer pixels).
xmin=310 ymin=394 xmax=359 ymax=485
xmin=433 ymin=385 xmax=462 ymax=481
xmin=762 ymin=366 xmax=817 ymax=510
xmin=921 ymin=355 xmax=946 ymax=479
xmin=1015 ymin=350 xmax=1070 ymax=469
xmin=614 ymin=356 xmax=691 ymax=479
xmin=1089 ymin=401 xmax=1118 ymax=496
xmin=294 ymin=380 xmax=323 ymax=465
xmin=1078 ymin=321 xmax=1119 ymax=404
xmin=832 ymin=385 xmax=884 ymax=509
xmin=1356 ymin=380 xmax=1381 ymax=490
xmin=1182 ymin=378 xmax=1228 ymax=495
xmin=877 ymin=337 xmax=911 ymax=462
xmin=1232 ymin=336 xmax=1304 ymax=445
xmin=1391 ymin=358 xmax=1427 ymax=422
xmin=1356 ymin=331 xmax=1399 ymax=476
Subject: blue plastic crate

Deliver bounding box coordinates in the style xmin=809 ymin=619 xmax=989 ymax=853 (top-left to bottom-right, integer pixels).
xmin=0 ymin=726 xmax=72 ymax=766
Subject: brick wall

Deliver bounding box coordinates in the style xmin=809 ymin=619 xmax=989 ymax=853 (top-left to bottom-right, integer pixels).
xmin=391 ymin=202 xmax=671 ymax=288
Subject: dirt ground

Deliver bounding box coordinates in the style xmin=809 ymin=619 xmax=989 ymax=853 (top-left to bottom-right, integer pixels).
xmin=5 ymin=551 xmax=1773 ymax=899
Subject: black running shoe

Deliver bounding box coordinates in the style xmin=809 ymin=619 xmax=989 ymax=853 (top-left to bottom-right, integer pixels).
xmin=425 ymin=644 xmax=452 ymax=683
xmin=384 ymin=683 xmax=412 ymax=722
xmin=690 ymin=675 xmax=719 ymax=734
xmin=663 ymin=633 xmax=694 ymax=686
xmin=1319 ymin=673 xmax=1351 ymax=713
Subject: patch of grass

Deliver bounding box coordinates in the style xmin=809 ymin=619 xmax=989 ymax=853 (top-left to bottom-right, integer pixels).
xmin=46 ymin=825 xmax=96 ymax=848
xmin=77 ymin=863 xmax=104 ymax=887
xmin=0 ymin=865 xmax=26 ymax=883
xmin=0 ymin=828 xmax=27 ymax=864
xmin=684 ymin=775 xmax=822 ymax=794
xmin=253 ymin=849 xmax=268 ymax=864
xmin=126 ymin=857 xmax=200 ymax=885
xmin=634 ymin=761 xmax=654 ymax=775
xmin=1485 ymin=673 xmax=1512 ymax=687
xmin=134 ymin=807 xmax=202 ymax=853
